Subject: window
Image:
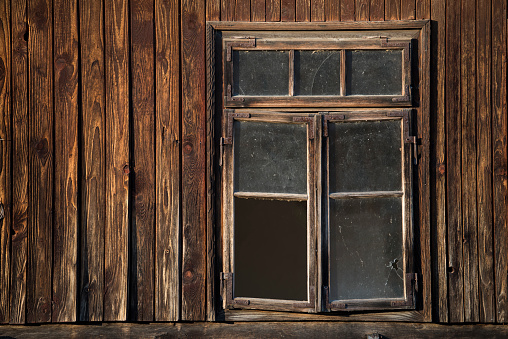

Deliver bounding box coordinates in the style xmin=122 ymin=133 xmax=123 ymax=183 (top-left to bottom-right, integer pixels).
xmin=208 ymin=22 xmax=430 ymax=318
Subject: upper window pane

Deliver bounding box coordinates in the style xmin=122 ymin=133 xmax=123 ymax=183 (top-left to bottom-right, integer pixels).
xmin=233 ymin=50 xmax=289 ymax=96
xmin=295 ymin=50 xmax=341 ymax=95
xmin=346 ymin=50 xmax=403 ymax=95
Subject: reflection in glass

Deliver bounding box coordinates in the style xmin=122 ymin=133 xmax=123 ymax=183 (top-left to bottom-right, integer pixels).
xmin=295 ymin=50 xmax=341 ymax=95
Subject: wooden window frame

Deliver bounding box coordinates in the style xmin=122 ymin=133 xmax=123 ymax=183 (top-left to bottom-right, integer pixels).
xmin=206 ymin=21 xmax=431 ymax=323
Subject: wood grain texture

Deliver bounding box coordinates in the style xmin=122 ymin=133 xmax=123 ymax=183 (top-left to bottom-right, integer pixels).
xmin=461 ymin=0 xmax=479 ymax=323
xmin=10 ymin=0 xmax=28 ymax=325
xmin=235 ymin=0 xmax=250 ymax=21
xmin=476 ymin=0 xmax=495 ymax=323
xmin=340 ymin=0 xmax=355 ymax=21
xmin=430 ymin=0 xmax=448 ymax=323
xmin=181 ymin=0 xmax=207 ymax=321
xmin=130 ymin=0 xmax=155 ymax=322
xmin=155 ymin=0 xmax=180 ymax=322
xmin=385 ymin=0 xmax=400 ymax=20
xmin=324 ymin=0 xmax=340 ymax=21
xmin=415 ymin=0 xmax=429 ymax=19
xmin=251 ymin=0 xmax=266 ymax=21
xmin=355 ymin=0 xmax=369 ymax=20
xmin=79 ymin=0 xmax=105 ymax=322
xmin=400 ymin=0 xmax=415 ymax=19
xmin=207 ymin=0 xmax=221 ymax=20
xmin=296 ymin=0 xmax=310 ymax=21
xmin=52 ymin=0 xmax=78 ymax=323
xmin=492 ymin=0 xmax=508 ymax=324
xmin=370 ymin=0 xmax=385 ymax=20
xmin=281 ymin=0 xmax=295 ymax=21
xmin=266 ymin=0 xmax=281 ymax=21
xmin=311 ymin=0 xmax=325 ymax=21
xmin=104 ymin=0 xmax=129 ymax=321
xmin=446 ymin=0 xmax=464 ymax=323
xmin=0 ymin=0 xmax=11 ymax=324
xmin=27 ymin=0 xmax=53 ymax=323
xmin=221 ymin=0 xmax=234 ymax=21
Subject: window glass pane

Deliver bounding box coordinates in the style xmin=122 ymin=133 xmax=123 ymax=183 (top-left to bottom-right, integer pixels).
xmin=234 ymin=121 xmax=307 ymax=194
xmin=234 ymin=197 xmax=308 ymax=300
xmin=329 ymin=197 xmax=404 ymax=301
xmin=346 ymin=50 xmax=403 ymax=95
xmin=233 ymin=50 xmax=289 ymax=96
xmin=329 ymin=119 xmax=402 ymax=192
xmin=295 ymin=50 xmax=341 ymax=95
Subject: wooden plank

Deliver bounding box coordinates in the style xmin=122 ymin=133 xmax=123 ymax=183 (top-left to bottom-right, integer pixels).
xmin=10 ymin=0 xmax=28 ymax=325
xmin=340 ymin=0 xmax=355 ymax=21
xmin=26 ymin=0 xmax=53 ymax=324
xmin=476 ymin=0 xmax=495 ymax=323
xmin=312 ymin=0 xmax=325 ymax=21
xmin=0 ymin=0 xmax=11 ymax=324
xmin=296 ymin=0 xmax=310 ymax=21
xmin=79 ymin=0 xmax=105 ymax=322
xmin=266 ymin=0 xmax=281 ymax=21
xmin=369 ymin=0 xmax=385 ymax=21
xmin=400 ymin=0 xmax=415 ymax=19
xmin=252 ymin=0 xmax=266 ymax=21
xmin=221 ymin=0 xmax=234 ymax=21
xmin=385 ymin=0 xmax=400 ymax=20
xmin=461 ymin=0 xmax=479 ymax=323
xmin=430 ymin=0 xmax=448 ymax=323
xmin=155 ymin=0 xmax=180 ymax=322
xmin=104 ymin=0 xmax=129 ymax=321
xmin=52 ymin=0 xmax=78 ymax=323
xmin=181 ymin=0 xmax=207 ymax=321
xmin=416 ymin=0 xmax=429 ymax=19
xmin=281 ymin=0 xmax=295 ymax=21
xmin=492 ymin=0 xmax=507 ymax=324
xmin=207 ymin=0 xmax=221 ymax=20
xmin=446 ymin=0 xmax=464 ymax=323
xmin=130 ymin=0 xmax=155 ymax=322
xmin=355 ymin=0 xmax=369 ymax=20
xmin=235 ymin=0 xmax=251 ymax=21
xmin=324 ymin=0 xmax=340 ymax=21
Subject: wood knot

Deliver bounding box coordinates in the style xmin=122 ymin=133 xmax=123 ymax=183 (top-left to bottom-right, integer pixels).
xmin=123 ymin=164 xmax=130 ymax=174
xmin=183 ymin=142 xmax=193 ymax=155
xmin=438 ymin=163 xmax=446 ymax=175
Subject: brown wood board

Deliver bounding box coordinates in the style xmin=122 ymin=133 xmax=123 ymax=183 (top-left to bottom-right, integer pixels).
xmin=281 ymin=0 xmax=296 ymax=21
xmin=296 ymin=0 xmax=310 ymax=21
xmin=251 ymin=0 xmax=266 ymax=21
xmin=401 ymin=0 xmax=415 ymax=19
xmin=324 ymin=0 xmax=340 ymax=21
xmin=369 ymin=0 xmax=385 ymax=21
xmin=207 ymin=0 xmax=221 ymax=21
xmin=340 ymin=0 xmax=355 ymax=21
xmin=385 ymin=0 xmax=400 ymax=20
xmin=235 ymin=0 xmax=250 ymax=21
xmin=355 ymin=0 xmax=369 ymax=21
xmin=266 ymin=0 xmax=281 ymax=21
xmin=312 ymin=0 xmax=325 ymax=21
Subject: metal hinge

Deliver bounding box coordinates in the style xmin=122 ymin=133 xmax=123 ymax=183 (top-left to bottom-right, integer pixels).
xmin=322 ymin=113 xmax=346 ymax=137
xmin=392 ymin=85 xmax=411 ymax=103
xmin=223 ymin=110 xmax=250 ymax=145
xmin=391 ymin=273 xmax=418 ymax=307
xmin=292 ymin=116 xmax=315 ymax=139
xmin=219 ymin=137 xmax=225 ymax=167
xmin=387 ymin=110 xmax=418 ymax=164
xmin=226 ymin=84 xmax=245 ymax=102
xmin=226 ymin=38 xmax=256 ymax=62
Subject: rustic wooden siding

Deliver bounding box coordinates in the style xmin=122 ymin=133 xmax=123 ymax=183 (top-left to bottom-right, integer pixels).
xmin=0 ymin=0 xmax=506 ymax=324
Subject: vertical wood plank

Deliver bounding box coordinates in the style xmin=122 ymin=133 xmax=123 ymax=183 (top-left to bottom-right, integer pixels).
xmin=416 ymin=0 xmax=429 ymax=19
xmin=155 ymin=0 xmax=180 ymax=322
xmin=355 ymin=0 xmax=369 ymax=20
xmin=281 ymin=0 xmax=295 ymax=21
xmin=221 ymin=0 xmax=234 ymax=21
xmin=266 ymin=0 xmax=281 ymax=21
xmin=400 ymin=0 xmax=415 ymax=19
xmin=52 ymin=0 xmax=78 ymax=323
xmin=130 ymin=0 xmax=155 ymax=322
xmin=492 ymin=0 xmax=507 ymax=324
xmin=251 ymin=0 xmax=266 ymax=21
xmin=235 ymin=0 xmax=251 ymax=21
xmin=312 ymin=0 xmax=325 ymax=21
xmin=26 ymin=0 xmax=53 ymax=324
xmin=296 ymin=0 xmax=310 ymax=21
xmin=476 ymin=0 xmax=495 ymax=323
xmin=181 ymin=0 xmax=206 ymax=321
xmin=461 ymin=0 xmax=479 ymax=323
xmin=369 ymin=0 xmax=385 ymax=20
xmin=0 ymin=0 xmax=11 ymax=324
xmin=207 ymin=0 xmax=221 ymax=20
xmin=385 ymin=0 xmax=400 ymax=20
xmin=430 ymin=0 xmax=448 ymax=323
xmin=446 ymin=0 xmax=464 ymax=323
xmin=79 ymin=0 xmax=105 ymax=322
xmin=324 ymin=0 xmax=340 ymax=21
xmin=104 ymin=0 xmax=129 ymax=321
xmin=340 ymin=0 xmax=355 ymax=21
xmin=10 ymin=0 xmax=28 ymax=325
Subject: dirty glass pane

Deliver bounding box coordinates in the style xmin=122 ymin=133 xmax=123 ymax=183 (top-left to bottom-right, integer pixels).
xmin=329 ymin=119 xmax=402 ymax=192
xmin=234 ymin=197 xmax=308 ymax=300
xmin=233 ymin=50 xmax=289 ymax=96
xmin=329 ymin=197 xmax=404 ymax=301
xmin=346 ymin=50 xmax=403 ymax=95
xmin=234 ymin=121 xmax=307 ymax=194
xmin=295 ymin=50 xmax=341 ymax=95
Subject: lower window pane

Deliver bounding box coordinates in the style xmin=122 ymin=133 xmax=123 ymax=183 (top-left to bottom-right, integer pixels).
xmin=234 ymin=197 xmax=307 ymax=301
xmin=329 ymin=197 xmax=404 ymax=301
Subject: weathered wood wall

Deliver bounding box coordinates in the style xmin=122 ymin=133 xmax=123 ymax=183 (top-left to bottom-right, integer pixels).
xmin=0 ymin=0 xmax=506 ymax=324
